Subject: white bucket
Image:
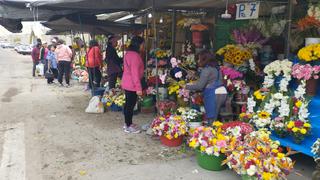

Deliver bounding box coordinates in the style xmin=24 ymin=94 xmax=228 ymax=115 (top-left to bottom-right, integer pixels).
xmin=305 ymin=38 xmax=320 ymax=46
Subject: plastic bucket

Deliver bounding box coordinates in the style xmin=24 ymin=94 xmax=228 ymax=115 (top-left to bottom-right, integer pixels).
xmin=160 ymin=135 xmax=183 ymax=147
xmin=195 ymin=149 xmax=227 ymax=171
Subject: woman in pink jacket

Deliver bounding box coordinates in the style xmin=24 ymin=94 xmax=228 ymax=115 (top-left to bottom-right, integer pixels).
xmin=121 ymin=36 xmax=145 ymax=133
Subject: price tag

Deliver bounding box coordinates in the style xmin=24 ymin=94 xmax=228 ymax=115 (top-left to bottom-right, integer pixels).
xmin=236 ymin=2 xmax=260 ymax=20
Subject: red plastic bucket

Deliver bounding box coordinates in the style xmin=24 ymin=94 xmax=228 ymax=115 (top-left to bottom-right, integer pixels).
xmin=160 ymin=135 xmax=183 ymax=147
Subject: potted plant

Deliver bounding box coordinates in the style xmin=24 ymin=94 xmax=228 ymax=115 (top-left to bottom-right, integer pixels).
xmin=188 ymin=122 xmax=233 ymax=171
xmin=287 ymin=120 xmax=311 ymax=144
xmin=224 ymin=129 xmax=294 ymax=180
xmin=151 ymin=114 xmax=187 ymax=147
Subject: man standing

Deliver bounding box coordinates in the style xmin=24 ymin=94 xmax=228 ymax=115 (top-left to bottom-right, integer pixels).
xmin=31 ymin=43 xmax=41 ymax=77
xmin=40 ymin=42 xmax=49 ymax=74
xmin=55 ymin=39 xmax=73 ymax=87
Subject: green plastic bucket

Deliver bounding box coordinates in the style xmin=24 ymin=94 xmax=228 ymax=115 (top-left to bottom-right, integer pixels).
xmin=195 ymin=149 xmax=227 ymax=171
xmin=141 ymin=96 xmax=154 ymax=108
xmin=241 ymin=174 xmax=258 ymax=180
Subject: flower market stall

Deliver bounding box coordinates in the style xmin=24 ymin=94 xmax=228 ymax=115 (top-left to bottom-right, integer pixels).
xmin=138 ymin=1 xmax=320 ymax=179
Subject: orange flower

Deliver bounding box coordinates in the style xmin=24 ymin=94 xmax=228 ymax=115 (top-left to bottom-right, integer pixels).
xmin=297 ymin=16 xmax=320 ymax=31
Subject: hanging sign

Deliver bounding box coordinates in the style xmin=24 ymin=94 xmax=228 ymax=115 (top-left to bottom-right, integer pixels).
xmin=236 ymin=2 xmax=260 ymax=20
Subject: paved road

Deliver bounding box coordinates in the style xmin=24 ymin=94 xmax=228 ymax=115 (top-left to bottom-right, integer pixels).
xmin=0 ymin=48 xmax=314 ymax=180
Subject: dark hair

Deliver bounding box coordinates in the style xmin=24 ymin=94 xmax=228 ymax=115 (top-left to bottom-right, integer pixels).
xmin=128 ymin=36 xmax=144 ymax=53
xmin=197 ymin=50 xmax=217 ymax=67
xmin=48 ymin=45 xmax=56 ymax=50
xmin=57 ymin=39 xmax=64 ymax=45
xmin=89 ymin=39 xmax=99 ymax=48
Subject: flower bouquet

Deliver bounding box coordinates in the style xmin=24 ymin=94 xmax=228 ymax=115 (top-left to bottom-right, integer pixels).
xmin=221 ymin=121 xmax=254 ymax=140
xmin=271 ymin=117 xmax=287 ymax=138
xmin=157 ymin=100 xmax=177 ymax=115
xmin=239 ymin=113 xmax=253 ymax=123
xmin=251 ymin=111 xmax=271 ymax=129
xmin=223 ymin=129 xmax=294 ymax=180
xmin=292 ymin=63 xmax=320 ymax=96
xmin=292 ymin=3 xmax=320 ymax=49
xmin=168 ymin=80 xmax=186 ymax=101
xmin=297 ymin=44 xmax=320 ymax=62
xmin=151 ymin=114 xmax=187 ymax=147
xmin=231 ymin=27 xmax=268 ymax=50
xmin=287 ymin=120 xmax=311 ymax=144
xmin=177 ymin=107 xmax=203 ymax=132
xmin=189 ymin=122 xmax=234 ymax=171
xmin=216 ymin=45 xmax=252 ymax=66
xmin=114 ymin=94 xmax=125 ymax=107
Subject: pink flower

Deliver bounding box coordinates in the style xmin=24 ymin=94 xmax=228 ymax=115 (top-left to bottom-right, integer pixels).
xmin=216 ymin=140 xmax=227 ymax=148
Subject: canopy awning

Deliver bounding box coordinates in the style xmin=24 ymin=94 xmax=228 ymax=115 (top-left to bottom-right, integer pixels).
xmin=42 ymin=14 xmax=146 ymax=35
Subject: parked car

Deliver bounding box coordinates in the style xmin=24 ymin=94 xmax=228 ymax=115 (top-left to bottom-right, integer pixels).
xmin=17 ymin=45 xmax=32 ymax=55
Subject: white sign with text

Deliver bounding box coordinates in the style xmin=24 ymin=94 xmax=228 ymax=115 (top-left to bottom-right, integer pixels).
xmin=236 ymin=2 xmax=260 ymax=20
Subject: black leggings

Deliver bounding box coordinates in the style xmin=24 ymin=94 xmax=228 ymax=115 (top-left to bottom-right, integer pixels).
xmin=88 ymin=67 xmax=102 ymax=89
xmin=124 ymin=90 xmax=137 ymax=127
xmin=108 ymin=73 xmax=120 ymax=89
xmin=58 ymin=61 xmax=71 ymax=85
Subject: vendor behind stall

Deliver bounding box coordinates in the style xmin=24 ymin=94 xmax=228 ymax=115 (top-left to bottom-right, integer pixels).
xmin=186 ymin=50 xmax=227 ymax=125
xmin=105 ymin=35 xmax=122 ymax=89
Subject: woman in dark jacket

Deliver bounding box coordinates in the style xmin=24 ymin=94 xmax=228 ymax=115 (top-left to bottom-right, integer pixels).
xmin=105 ymin=35 xmax=123 ymax=89
xmin=186 ymin=50 xmax=227 ymax=125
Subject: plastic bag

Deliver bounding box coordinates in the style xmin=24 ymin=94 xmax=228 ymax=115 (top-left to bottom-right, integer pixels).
xmin=36 ymin=63 xmax=44 ymax=76
xmin=85 ymin=96 xmax=104 ymax=113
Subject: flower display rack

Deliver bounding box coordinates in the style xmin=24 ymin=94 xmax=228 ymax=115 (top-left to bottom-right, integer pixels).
xmin=271 ymin=93 xmax=320 ymax=157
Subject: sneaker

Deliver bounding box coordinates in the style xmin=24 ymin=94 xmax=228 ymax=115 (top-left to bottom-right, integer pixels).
xmin=59 ymin=83 xmax=64 ymax=87
xmin=123 ymin=123 xmax=138 ymax=129
xmin=65 ymin=84 xmax=71 ymax=88
xmin=124 ymin=125 xmax=141 ymax=134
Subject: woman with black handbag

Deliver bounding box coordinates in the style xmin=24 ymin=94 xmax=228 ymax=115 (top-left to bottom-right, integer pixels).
xmin=46 ymin=45 xmax=58 ymax=84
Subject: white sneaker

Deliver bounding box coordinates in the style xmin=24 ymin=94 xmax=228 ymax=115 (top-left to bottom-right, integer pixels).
xmin=124 ymin=125 xmax=141 ymax=134
xmin=123 ymin=123 xmax=138 ymax=129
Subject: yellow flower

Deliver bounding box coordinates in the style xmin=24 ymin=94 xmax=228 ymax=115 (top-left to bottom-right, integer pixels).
xmin=300 ymin=128 xmax=307 ymax=135
xmin=272 ymin=149 xmax=278 ymax=154
xmin=304 ymin=123 xmax=311 ymax=128
xmin=262 ymin=172 xmax=273 ymax=180
xmin=287 ymin=121 xmax=294 ymax=129
xmin=295 ymin=101 xmax=302 ymax=108
xmin=292 ymin=127 xmax=299 ymax=133
xmin=200 ymin=146 xmax=206 ymax=152
xmin=277 ymin=153 xmax=285 ymax=159
xmin=258 ymin=111 xmax=270 ymax=119
xmin=212 ymin=121 xmax=223 ymax=127
xmin=106 ymin=102 xmax=111 ymax=107
xmin=189 ymin=139 xmax=197 ymax=148
xmin=165 ymin=134 xmax=172 ymax=139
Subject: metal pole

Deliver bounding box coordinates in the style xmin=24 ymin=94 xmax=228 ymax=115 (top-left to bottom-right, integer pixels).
xmin=171 ymin=9 xmax=177 ymax=56
xmin=152 ymin=0 xmax=159 ymax=114
xmin=285 ymin=0 xmax=293 ymax=59
xmin=145 ymin=14 xmax=149 ymax=78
